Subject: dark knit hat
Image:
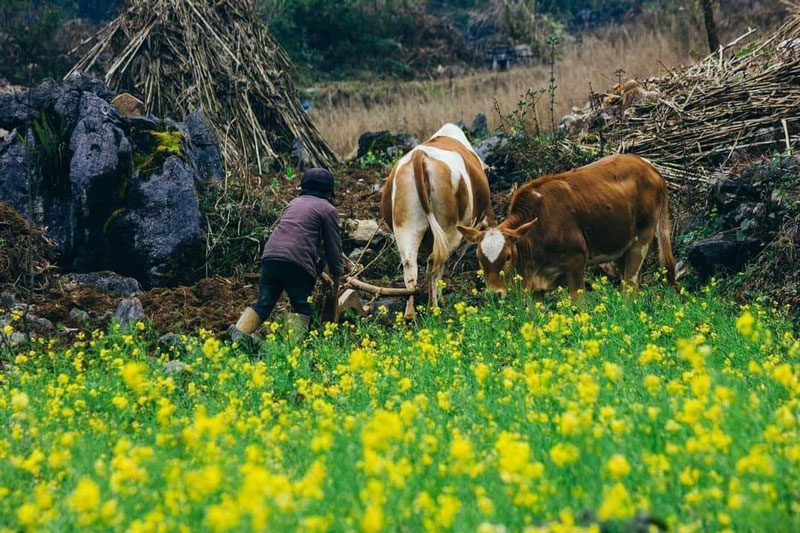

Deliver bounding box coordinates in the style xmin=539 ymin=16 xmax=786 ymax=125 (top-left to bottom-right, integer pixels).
xmin=301 ymin=168 xmax=335 ymax=193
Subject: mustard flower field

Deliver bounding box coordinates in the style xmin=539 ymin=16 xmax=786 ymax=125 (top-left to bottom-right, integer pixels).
xmin=2 ymin=283 xmax=799 ymax=532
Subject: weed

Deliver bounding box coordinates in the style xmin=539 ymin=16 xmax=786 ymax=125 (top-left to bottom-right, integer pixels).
xmin=132 ymin=130 xmax=186 ymax=176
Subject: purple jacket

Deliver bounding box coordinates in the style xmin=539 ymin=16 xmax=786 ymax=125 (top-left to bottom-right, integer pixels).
xmin=262 ymin=193 xmax=345 ymax=280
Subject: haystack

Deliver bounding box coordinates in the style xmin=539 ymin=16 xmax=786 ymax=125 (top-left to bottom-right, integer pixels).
xmin=568 ymin=4 xmax=800 ymax=185
xmin=69 ymin=0 xmax=339 ymax=172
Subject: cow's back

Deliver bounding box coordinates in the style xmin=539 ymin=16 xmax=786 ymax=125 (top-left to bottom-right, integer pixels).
xmin=515 ymin=155 xmax=667 ymax=260
xmin=382 ymin=133 xmax=493 ymax=231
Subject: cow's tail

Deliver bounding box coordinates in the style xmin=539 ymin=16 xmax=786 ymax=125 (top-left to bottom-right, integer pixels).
xmin=656 ymin=188 xmax=679 ymax=292
xmin=412 ymin=149 xmax=448 ymax=267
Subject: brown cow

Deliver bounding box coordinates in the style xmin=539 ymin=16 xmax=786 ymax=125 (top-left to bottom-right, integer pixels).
xmin=382 ymin=124 xmax=494 ymax=317
xmin=458 ymin=154 xmax=678 ymax=298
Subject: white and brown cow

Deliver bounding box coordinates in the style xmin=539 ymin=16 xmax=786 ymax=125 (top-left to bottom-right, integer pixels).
xmin=458 ymin=154 xmax=679 ymax=299
xmin=381 ymin=124 xmax=494 ymax=317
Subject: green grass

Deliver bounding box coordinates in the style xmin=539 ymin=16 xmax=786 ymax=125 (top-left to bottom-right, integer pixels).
xmin=1 ymin=282 xmax=799 ymax=532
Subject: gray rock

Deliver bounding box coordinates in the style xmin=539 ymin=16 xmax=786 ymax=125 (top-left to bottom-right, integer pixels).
xmin=0 ymin=291 xmax=14 ymax=309
xmin=475 ymin=135 xmax=507 ymax=164
xmin=107 ymin=156 xmax=204 ymax=288
xmin=69 ymin=308 xmax=90 ymax=321
xmin=470 ymin=112 xmax=489 ymax=138
xmin=0 ymin=133 xmax=35 ymax=225
xmin=25 ymin=314 xmax=53 ymax=333
xmin=182 ymin=110 xmax=222 ymax=185
xmin=558 ymin=112 xmax=587 ymax=138
xmin=158 ymin=332 xmax=186 ymax=353
xmin=163 ymin=360 xmax=188 ymax=375
xmin=8 ymin=332 xmax=26 ymax=346
xmin=114 ymin=297 xmax=145 ymax=327
xmin=348 ymin=247 xmax=364 ymax=260
xmin=0 ymin=93 xmax=34 ymax=131
xmin=68 ymin=92 xmax=132 ymax=271
xmin=63 ymin=71 xmax=114 ymax=102
xmin=343 ymin=219 xmax=385 ymax=244
xmin=91 ymin=311 xmax=113 ymax=326
xmin=0 ymin=76 xmax=218 ymax=289
xmin=63 ymin=271 xmax=141 ymax=297
xmin=370 ymin=296 xmax=406 ymax=317
xmin=356 ymin=131 xmax=418 ymax=159
xmin=291 ymin=136 xmax=312 ymax=171
xmin=687 ymin=231 xmax=763 ymax=279
xmin=3 ymin=313 xmax=54 ymax=333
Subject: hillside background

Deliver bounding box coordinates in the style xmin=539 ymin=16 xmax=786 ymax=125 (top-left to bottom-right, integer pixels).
xmin=1 ymin=1 xmax=786 ymax=154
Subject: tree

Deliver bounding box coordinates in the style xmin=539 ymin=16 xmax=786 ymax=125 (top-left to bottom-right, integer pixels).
xmin=699 ymin=0 xmax=719 ymax=52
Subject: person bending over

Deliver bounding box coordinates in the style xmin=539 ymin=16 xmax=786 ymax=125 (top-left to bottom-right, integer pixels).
xmin=229 ymin=168 xmax=344 ymax=339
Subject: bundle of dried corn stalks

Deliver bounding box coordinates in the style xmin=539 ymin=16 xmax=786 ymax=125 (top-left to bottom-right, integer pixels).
xmin=571 ymin=3 xmax=800 ymax=185
xmin=69 ymin=0 xmax=340 ymax=172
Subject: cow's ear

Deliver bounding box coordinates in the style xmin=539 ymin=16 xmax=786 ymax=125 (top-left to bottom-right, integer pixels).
xmin=457 ymin=225 xmax=483 ymax=243
xmin=510 ymin=218 xmax=538 ymax=240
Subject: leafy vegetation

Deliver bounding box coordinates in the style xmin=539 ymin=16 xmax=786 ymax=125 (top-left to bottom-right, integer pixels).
xmin=132 ymin=130 xmax=186 ymax=176
xmin=0 ymin=0 xmax=107 ymax=84
xmin=258 ymin=0 xmax=669 ymax=81
xmin=200 ymin=177 xmax=287 ymax=279
xmin=2 ymin=282 xmax=799 ymax=530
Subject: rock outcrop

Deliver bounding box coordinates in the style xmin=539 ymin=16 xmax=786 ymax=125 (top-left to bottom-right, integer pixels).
xmin=0 ymin=73 xmax=223 ymax=288
xmin=687 ymin=156 xmax=797 ymax=279
xmin=356 ymin=131 xmax=419 ymax=160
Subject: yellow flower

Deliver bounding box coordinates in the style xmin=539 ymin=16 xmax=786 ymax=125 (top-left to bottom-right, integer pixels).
xmin=549 ymin=442 xmax=580 ymax=467
xmin=772 ymin=364 xmax=794 ymax=388
xmin=202 ymin=337 xmax=222 ymax=361
xmin=17 ymin=503 xmax=37 ymax=528
xmin=559 ymin=411 xmax=580 ymax=436
xmin=606 ymin=454 xmax=631 ymax=479
xmin=120 ymin=362 xmax=147 ymax=394
xmin=111 ymin=396 xmax=128 ymax=409
xmin=603 ymin=362 xmax=623 ymax=382
xmin=639 ymin=344 xmax=665 ymax=364
xmin=361 ymin=503 xmax=384 ymax=533
xmin=598 ymin=483 xmax=635 ymax=521
xmin=736 ymin=311 xmax=756 ymax=339
xmin=643 ymin=375 xmax=660 ymax=395
xmin=185 ymin=465 xmax=222 ymax=501
xmin=205 ymin=500 xmax=240 ymax=532
xmin=398 ymin=377 xmax=412 ymax=393
xmin=10 ymin=391 xmax=29 ymax=411
xmin=474 ymin=363 xmax=490 ymax=385
xmin=435 ymin=494 xmax=461 ymax=529
xmin=69 ymin=478 xmax=101 ymax=524
xmin=520 ymin=322 xmax=535 ymax=342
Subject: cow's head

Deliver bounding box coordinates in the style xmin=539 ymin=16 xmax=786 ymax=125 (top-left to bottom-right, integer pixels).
xmin=457 ymin=219 xmax=537 ymax=296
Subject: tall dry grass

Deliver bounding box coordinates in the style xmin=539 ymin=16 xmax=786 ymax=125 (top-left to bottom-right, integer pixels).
xmin=309 ymin=8 xmax=780 ymax=157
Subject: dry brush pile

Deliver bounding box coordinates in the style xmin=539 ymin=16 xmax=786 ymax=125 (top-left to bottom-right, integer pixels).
xmin=70 ymin=0 xmax=339 ymax=172
xmin=569 ymin=4 xmax=800 ymax=186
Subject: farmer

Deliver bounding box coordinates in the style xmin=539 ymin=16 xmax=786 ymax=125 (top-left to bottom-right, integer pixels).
xmin=229 ymin=168 xmax=344 ymax=340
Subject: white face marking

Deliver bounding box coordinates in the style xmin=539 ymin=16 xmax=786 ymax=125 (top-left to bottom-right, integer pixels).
xmin=481 ymin=229 xmax=505 ymax=263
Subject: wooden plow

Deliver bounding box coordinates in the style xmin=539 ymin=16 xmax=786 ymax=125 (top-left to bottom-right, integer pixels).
xmin=321 ymin=272 xmax=419 ymax=321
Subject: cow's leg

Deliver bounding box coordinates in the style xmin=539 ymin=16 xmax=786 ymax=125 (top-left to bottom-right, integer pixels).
xmin=428 ymin=261 xmax=445 ymax=308
xmin=622 ymin=240 xmax=652 ymax=290
xmin=427 ymin=230 xmax=463 ymax=308
xmin=565 ymin=255 xmax=587 ymax=300
xmin=395 ymin=225 xmax=426 ymax=318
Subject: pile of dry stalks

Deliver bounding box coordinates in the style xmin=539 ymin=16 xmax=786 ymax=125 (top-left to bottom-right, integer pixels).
xmin=570 ymin=3 xmax=800 ymax=185
xmin=0 ymin=203 xmax=55 ymax=288
xmin=69 ymin=0 xmax=339 ymax=172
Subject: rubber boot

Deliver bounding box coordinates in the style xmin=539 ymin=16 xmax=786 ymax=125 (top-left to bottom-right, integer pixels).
xmin=228 ymin=307 xmax=261 ymax=344
xmin=286 ymin=313 xmax=311 ymax=339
